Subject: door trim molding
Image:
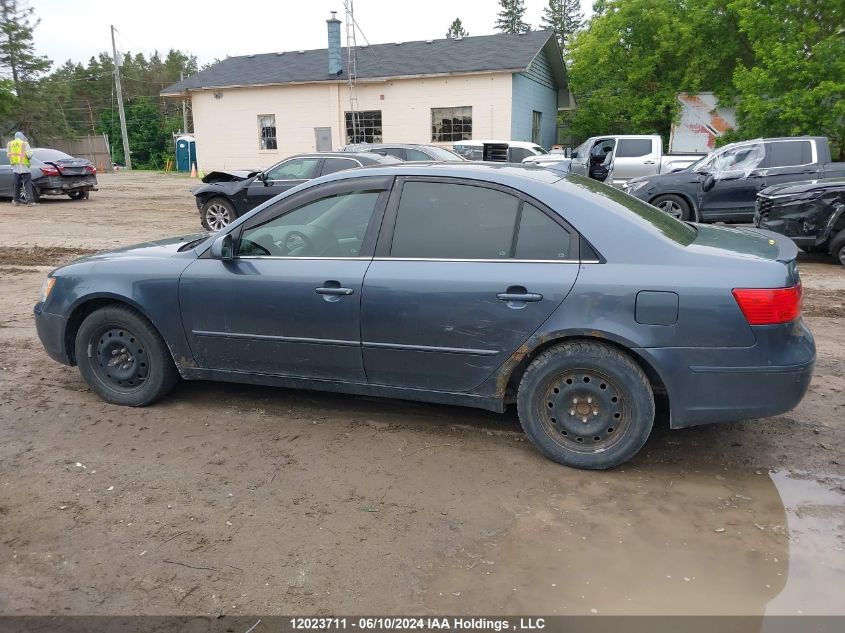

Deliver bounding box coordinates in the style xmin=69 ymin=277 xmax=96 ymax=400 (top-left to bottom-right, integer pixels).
xmin=192 ymin=330 xmax=359 ymax=347
xmin=362 ymin=341 xmax=499 ymax=356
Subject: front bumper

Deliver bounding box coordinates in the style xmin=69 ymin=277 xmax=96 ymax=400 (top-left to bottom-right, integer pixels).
xmin=34 ymin=303 xmax=72 ymax=365
xmin=637 ymin=319 xmax=816 ymax=428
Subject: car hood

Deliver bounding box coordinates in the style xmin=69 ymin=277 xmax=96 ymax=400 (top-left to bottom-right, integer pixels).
xmin=760 ymin=178 xmax=845 ymax=197
xmin=629 ymin=169 xmax=700 ymax=187
xmin=201 ymin=169 xmax=260 ymax=184
xmin=690 ymin=223 xmax=796 ymax=262
xmin=69 ymin=233 xmax=210 ymax=265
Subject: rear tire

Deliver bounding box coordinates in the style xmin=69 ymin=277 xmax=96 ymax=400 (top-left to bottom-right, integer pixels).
xmin=201 ymin=197 xmax=236 ymax=231
xmin=74 ymin=305 xmax=179 ymax=407
xmin=516 ymin=341 xmax=655 ymax=469
xmin=829 ymin=229 xmax=845 ymax=267
xmin=652 ymin=194 xmax=693 ymax=221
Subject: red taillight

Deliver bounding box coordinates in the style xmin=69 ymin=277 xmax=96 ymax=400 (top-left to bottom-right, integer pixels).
xmin=85 ymin=165 xmax=96 ymax=174
xmin=732 ymin=284 xmax=802 ymax=325
xmin=41 ymin=165 xmax=60 ymax=176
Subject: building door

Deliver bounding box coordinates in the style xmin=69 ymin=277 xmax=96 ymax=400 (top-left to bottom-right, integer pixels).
xmin=314 ymin=127 xmax=333 ymax=152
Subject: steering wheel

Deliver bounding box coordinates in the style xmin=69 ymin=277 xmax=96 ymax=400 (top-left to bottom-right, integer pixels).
xmin=283 ymin=230 xmax=316 ymax=256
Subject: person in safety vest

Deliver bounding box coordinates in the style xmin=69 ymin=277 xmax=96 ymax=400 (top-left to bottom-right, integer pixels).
xmin=7 ymin=131 xmax=35 ymax=205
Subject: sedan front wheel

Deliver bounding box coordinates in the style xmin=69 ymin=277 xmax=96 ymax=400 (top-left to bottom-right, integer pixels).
xmin=517 ymin=341 xmax=655 ymax=469
xmin=201 ymin=197 xmax=235 ymax=231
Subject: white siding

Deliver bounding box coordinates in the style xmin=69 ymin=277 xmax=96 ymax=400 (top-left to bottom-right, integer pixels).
xmin=190 ymin=73 xmax=513 ymax=170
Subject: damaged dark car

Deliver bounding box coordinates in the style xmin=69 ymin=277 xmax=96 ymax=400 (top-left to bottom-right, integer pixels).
xmin=192 ymin=152 xmax=401 ymax=230
xmin=755 ymin=178 xmax=845 ymax=266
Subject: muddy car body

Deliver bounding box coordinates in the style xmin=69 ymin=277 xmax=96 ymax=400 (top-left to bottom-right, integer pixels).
xmin=755 ymin=178 xmax=845 ymax=266
xmin=34 ymin=164 xmax=815 ymax=469
xmin=192 ymin=152 xmax=400 ymax=230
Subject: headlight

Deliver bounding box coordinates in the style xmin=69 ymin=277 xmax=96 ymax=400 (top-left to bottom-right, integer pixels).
xmin=625 ymin=180 xmax=650 ymax=193
xmin=39 ymin=277 xmax=56 ymax=303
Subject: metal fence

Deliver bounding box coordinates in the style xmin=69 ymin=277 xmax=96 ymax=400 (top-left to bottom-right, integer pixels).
xmin=42 ymin=134 xmax=113 ymax=172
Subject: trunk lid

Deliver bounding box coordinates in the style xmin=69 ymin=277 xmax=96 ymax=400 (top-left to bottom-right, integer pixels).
xmin=48 ymin=158 xmax=93 ymax=176
xmin=690 ymin=224 xmax=798 ymax=263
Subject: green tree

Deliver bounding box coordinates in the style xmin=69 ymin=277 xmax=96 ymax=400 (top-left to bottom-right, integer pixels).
xmin=541 ymin=0 xmax=583 ymax=55
xmin=0 ymin=0 xmax=51 ymax=135
xmin=445 ymin=18 xmax=469 ymax=38
xmin=724 ymin=0 xmax=845 ymax=159
xmin=495 ymin=0 xmax=530 ymax=34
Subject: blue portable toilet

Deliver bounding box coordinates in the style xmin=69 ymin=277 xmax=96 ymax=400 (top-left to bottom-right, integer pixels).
xmin=175 ymin=135 xmax=197 ymax=172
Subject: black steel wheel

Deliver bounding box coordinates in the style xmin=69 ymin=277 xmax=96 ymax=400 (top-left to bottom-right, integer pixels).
xmin=74 ymin=305 xmax=179 ymax=406
xmin=517 ymin=341 xmax=655 ymax=469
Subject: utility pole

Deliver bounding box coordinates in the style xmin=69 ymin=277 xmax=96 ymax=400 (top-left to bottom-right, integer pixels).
xmin=181 ymin=72 xmax=188 ymax=133
xmin=111 ymin=25 xmax=132 ymax=169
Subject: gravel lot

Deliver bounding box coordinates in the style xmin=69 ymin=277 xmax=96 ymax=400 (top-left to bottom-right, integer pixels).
xmin=0 ymin=171 xmax=843 ymax=616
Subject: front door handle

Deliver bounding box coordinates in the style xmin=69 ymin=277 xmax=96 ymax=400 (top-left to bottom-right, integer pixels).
xmin=497 ymin=286 xmax=543 ymax=303
xmin=315 ymin=286 xmax=354 ymax=296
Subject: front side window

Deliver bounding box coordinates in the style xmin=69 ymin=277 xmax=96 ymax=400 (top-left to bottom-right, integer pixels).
xmin=391 ymin=182 xmax=519 ymax=259
xmin=431 ymin=106 xmax=472 ymax=143
xmin=532 ymin=111 xmax=542 ymax=145
xmin=405 ymin=148 xmax=433 ymax=161
xmin=258 ymin=115 xmax=277 ymax=150
xmin=265 ymin=157 xmax=320 ymax=181
xmin=238 ymin=190 xmax=382 ymax=258
xmin=515 ymin=204 xmax=571 ymax=260
xmin=616 ymin=139 xmax=653 ymax=158
xmin=345 ymin=111 xmax=382 ymax=144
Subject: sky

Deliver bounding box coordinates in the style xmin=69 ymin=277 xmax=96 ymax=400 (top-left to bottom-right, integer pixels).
xmin=31 ymin=0 xmax=592 ymax=68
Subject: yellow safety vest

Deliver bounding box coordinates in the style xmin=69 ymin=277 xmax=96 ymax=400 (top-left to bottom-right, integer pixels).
xmin=8 ymin=139 xmax=29 ymax=167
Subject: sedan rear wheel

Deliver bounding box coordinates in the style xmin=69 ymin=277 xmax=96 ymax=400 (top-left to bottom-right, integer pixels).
xmin=517 ymin=341 xmax=655 ymax=469
xmin=201 ymin=197 xmax=235 ymax=231
xmin=652 ymin=194 xmax=692 ymax=221
xmin=74 ymin=305 xmax=179 ymax=406
xmin=829 ymin=230 xmax=845 ymax=267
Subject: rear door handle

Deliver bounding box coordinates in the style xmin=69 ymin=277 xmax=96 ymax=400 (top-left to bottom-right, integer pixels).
xmin=643 ymin=160 xmax=656 ymax=165
xmin=497 ymin=286 xmax=543 ymax=303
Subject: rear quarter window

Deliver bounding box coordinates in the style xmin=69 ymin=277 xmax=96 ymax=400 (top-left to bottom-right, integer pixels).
xmin=616 ymin=139 xmax=653 ymax=158
xmin=766 ymin=141 xmax=813 ymax=167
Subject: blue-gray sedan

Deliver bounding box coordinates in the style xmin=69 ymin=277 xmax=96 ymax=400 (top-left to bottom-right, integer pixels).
xmin=33 ymin=163 xmax=815 ymax=469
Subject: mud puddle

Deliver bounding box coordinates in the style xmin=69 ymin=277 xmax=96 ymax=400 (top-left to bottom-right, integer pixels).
xmin=423 ymin=467 xmax=844 ymax=615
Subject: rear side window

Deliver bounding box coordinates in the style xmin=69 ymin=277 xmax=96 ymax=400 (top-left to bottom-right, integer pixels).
xmin=766 ymin=141 xmax=813 ymax=167
xmin=616 ymin=139 xmax=653 ymax=158
xmin=405 ymin=148 xmax=432 ymax=161
xmin=391 ymin=182 xmax=519 ymax=259
xmin=376 ymin=147 xmax=405 ymax=160
xmin=321 ymin=158 xmax=360 ymax=175
xmin=515 ymin=204 xmax=571 ymax=260
xmin=0 ymin=150 xmax=8 ymax=166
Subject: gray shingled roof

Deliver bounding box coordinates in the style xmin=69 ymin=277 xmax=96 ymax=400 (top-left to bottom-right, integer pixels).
xmin=162 ymin=30 xmax=559 ymax=95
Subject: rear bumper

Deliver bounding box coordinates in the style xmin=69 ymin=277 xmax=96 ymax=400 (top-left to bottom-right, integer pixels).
xmin=34 ymin=303 xmax=72 ymax=365
xmin=637 ymin=319 xmax=816 ymax=428
xmin=34 ymin=175 xmax=98 ymax=195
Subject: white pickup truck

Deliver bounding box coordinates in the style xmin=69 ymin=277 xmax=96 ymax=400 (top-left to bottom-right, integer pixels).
xmin=569 ymin=135 xmax=704 ymax=188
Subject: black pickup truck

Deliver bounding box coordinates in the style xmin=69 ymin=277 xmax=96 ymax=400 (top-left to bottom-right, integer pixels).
xmin=755 ymin=178 xmax=845 ymax=266
xmin=624 ymin=137 xmax=845 ymax=223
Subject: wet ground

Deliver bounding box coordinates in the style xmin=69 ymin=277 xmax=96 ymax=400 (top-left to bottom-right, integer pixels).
xmin=0 ymin=172 xmax=843 ymax=616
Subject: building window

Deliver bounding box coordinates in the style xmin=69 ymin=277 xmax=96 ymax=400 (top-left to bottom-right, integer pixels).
xmin=431 ymin=106 xmax=472 ymax=143
xmin=258 ymin=115 xmax=277 ymax=150
xmin=345 ymin=110 xmax=382 ymax=144
xmin=532 ymin=111 xmax=542 ymax=145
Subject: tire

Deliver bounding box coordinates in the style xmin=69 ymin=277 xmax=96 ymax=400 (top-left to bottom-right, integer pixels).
xmin=516 ymin=341 xmax=655 ymax=469
xmin=74 ymin=305 xmax=179 ymax=407
xmin=652 ymin=194 xmax=693 ymax=221
xmin=829 ymin=229 xmax=845 ymax=267
xmin=201 ymin=197 xmax=236 ymax=231
xmin=18 ymin=186 xmax=40 ymax=204
xmin=68 ymin=190 xmax=89 ymax=200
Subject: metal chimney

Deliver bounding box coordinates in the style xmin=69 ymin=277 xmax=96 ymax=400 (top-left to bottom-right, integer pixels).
xmin=327 ymin=11 xmax=342 ymax=76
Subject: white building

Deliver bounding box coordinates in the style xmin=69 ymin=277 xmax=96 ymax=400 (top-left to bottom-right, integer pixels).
xmin=162 ymin=20 xmax=573 ymax=171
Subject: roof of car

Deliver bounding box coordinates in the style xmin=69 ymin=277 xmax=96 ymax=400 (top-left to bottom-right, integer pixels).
xmin=319 ymin=160 xmax=565 ymax=184
xmin=293 ymin=152 xmax=399 ymax=162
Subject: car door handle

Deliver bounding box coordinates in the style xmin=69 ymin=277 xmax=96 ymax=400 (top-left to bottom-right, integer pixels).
xmin=497 ymin=287 xmax=543 ymax=303
xmin=643 ymin=160 xmax=656 ymax=164
xmin=315 ymin=286 xmax=354 ymax=296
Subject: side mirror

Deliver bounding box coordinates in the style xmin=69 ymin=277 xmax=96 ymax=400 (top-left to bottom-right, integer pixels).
xmin=210 ymin=234 xmax=234 ymax=260
xmin=259 ymin=172 xmax=269 ymax=185
xmin=701 ymin=173 xmax=716 ymax=192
